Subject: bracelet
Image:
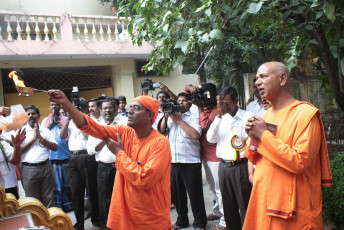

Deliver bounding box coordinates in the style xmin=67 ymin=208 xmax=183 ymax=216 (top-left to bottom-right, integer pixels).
xmin=39 ymin=137 xmax=45 ymax=148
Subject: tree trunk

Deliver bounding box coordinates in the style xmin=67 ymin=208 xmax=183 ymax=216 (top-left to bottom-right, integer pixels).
xmin=197 ymin=47 xmax=207 ymax=83
xmin=313 ymin=25 xmax=344 ymax=111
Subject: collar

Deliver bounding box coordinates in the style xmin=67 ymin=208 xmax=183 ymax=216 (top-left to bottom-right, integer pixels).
xmin=25 ymin=123 xmax=40 ymax=131
xmin=232 ymin=108 xmax=245 ymax=120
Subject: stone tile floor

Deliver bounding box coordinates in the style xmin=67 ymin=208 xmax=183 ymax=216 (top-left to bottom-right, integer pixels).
xmin=19 ymin=167 xmax=219 ymax=230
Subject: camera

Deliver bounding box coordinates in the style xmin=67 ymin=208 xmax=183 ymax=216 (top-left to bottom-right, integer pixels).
xmin=141 ymin=78 xmax=160 ymax=91
xmin=72 ymin=86 xmax=83 ymax=111
xmin=161 ymin=99 xmax=185 ymax=113
xmin=190 ymin=89 xmax=211 ymax=102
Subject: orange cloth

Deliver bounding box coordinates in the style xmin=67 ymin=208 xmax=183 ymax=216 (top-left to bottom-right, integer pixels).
xmin=134 ymin=96 xmax=159 ymax=123
xmin=244 ymin=101 xmax=332 ymax=230
xmin=79 ymin=114 xmax=172 ymax=230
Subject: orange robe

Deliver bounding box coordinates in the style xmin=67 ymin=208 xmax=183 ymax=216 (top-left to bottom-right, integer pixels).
xmin=80 ymin=114 xmax=172 ymax=230
xmin=244 ymin=101 xmax=332 ymax=230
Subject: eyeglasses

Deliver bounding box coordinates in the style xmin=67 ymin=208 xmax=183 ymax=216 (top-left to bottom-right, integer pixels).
xmin=128 ymin=105 xmax=150 ymax=112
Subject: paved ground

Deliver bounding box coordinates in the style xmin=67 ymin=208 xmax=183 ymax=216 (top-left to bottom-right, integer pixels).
xmin=19 ymin=167 xmax=220 ymax=230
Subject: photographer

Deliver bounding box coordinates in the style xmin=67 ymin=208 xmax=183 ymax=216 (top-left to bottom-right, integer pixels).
xmin=158 ymin=93 xmax=207 ymax=230
xmin=60 ymin=98 xmax=100 ymax=230
xmin=187 ymin=83 xmax=226 ymax=229
xmin=152 ymin=90 xmax=170 ymax=130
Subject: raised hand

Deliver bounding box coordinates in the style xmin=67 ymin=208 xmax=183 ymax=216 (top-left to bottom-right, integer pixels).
xmin=33 ymin=123 xmax=42 ymax=140
xmin=48 ymin=90 xmax=69 ymax=107
xmin=11 ymin=128 xmax=26 ymax=147
xmin=104 ymin=134 xmax=123 ymax=156
xmin=245 ymin=116 xmax=267 ymax=140
xmin=0 ymin=106 xmax=11 ymax=116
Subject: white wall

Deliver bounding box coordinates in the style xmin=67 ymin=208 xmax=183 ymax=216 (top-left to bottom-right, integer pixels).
xmin=0 ymin=0 xmax=113 ymax=16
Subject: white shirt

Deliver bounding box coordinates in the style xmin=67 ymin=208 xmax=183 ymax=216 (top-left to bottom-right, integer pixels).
xmin=0 ymin=139 xmax=14 ymax=188
xmin=246 ymin=99 xmax=265 ymax=117
xmin=68 ymin=120 xmax=88 ymax=151
xmin=167 ymin=110 xmax=202 ymax=163
xmin=207 ymin=109 xmax=253 ymax=161
xmin=91 ymin=114 xmax=104 ymax=123
xmin=87 ymin=116 xmax=128 ymax=163
xmin=152 ymin=110 xmax=165 ymax=130
xmin=1 ymin=131 xmax=18 ymax=189
xmin=21 ymin=124 xmax=57 ymax=163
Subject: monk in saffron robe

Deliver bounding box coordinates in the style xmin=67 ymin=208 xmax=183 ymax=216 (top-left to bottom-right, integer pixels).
xmin=244 ymin=62 xmax=332 ymax=230
xmin=48 ymin=91 xmax=172 ymax=230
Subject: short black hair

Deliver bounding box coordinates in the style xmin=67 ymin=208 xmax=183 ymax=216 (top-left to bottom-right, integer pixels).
xmin=118 ymin=95 xmax=126 ymax=102
xmin=219 ymin=86 xmax=238 ymax=102
xmin=156 ymin=91 xmax=170 ymax=100
xmin=98 ymin=94 xmax=107 ymax=101
xmin=25 ymin=105 xmax=40 ymax=114
xmin=177 ymin=92 xmax=191 ymax=101
xmin=101 ymin=98 xmax=118 ymax=109
xmin=88 ymin=98 xmax=97 ymax=103
xmin=88 ymin=98 xmax=101 ymax=107
xmin=105 ymin=97 xmax=120 ymax=106
xmin=201 ymin=83 xmax=217 ymax=98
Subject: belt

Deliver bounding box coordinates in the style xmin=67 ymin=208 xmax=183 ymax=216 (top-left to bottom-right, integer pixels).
xmin=98 ymin=161 xmax=116 ymax=167
xmin=220 ymin=158 xmax=247 ymax=167
xmin=22 ymin=159 xmax=49 ymax=167
xmin=71 ymin=150 xmax=88 ymax=155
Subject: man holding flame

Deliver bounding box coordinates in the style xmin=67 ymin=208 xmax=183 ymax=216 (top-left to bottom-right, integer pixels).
xmin=48 ymin=90 xmax=172 ymax=230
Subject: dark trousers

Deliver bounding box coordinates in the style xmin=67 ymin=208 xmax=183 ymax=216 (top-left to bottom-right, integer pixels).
xmin=97 ymin=162 xmax=116 ymax=230
xmin=5 ymin=186 xmax=19 ymax=199
xmin=171 ymin=163 xmax=207 ymax=228
xmin=219 ymin=159 xmax=252 ymax=230
xmin=69 ymin=153 xmax=99 ymax=229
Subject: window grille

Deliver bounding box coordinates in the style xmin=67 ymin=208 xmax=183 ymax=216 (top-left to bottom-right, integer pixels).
xmin=2 ymin=66 xmax=112 ymax=93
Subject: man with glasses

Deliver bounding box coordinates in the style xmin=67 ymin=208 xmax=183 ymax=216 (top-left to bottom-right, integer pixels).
xmin=207 ymin=87 xmax=253 ymax=230
xmin=48 ymin=90 xmax=172 ymax=230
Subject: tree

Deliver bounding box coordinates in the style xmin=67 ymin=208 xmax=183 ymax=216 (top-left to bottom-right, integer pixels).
xmin=101 ymin=0 xmax=344 ymax=111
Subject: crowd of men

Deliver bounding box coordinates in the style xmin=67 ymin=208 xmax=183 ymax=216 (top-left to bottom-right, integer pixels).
xmin=0 ymin=61 xmax=332 ymax=230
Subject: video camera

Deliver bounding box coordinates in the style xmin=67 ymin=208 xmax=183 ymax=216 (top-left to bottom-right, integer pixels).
xmin=141 ymin=78 xmax=160 ymax=91
xmin=190 ymin=89 xmax=211 ymax=102
xmin=161 ymin=99 xmax=185 ymax=113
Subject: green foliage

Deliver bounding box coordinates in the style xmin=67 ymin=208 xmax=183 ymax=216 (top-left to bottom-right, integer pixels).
xmin=322 ymin=152 xmax=344 ymax=229
xmin=99 ymin=0 xmax=344 ymax=110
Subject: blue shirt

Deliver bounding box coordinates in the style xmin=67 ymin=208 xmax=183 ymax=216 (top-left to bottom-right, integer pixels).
xmin=118 ymin=111 xmax=128 ymax=117
xmin=41 ymin=115 xmax=71 ymax=160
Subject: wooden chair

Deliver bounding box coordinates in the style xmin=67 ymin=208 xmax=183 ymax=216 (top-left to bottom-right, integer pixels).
xmin=0 ymin=186 xmax=73 ymax=229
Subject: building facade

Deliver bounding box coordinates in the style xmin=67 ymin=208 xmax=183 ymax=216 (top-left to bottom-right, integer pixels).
xmin=0 ymin=0 xmax=198 ymax=119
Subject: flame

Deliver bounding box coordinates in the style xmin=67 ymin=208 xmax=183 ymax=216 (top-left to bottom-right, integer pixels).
xmin=9 ymin=71 xmax=26 ymax=87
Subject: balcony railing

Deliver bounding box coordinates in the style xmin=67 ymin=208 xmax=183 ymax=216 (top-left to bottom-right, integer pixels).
xmin=0 ymin=11 xmax=130 ymax=42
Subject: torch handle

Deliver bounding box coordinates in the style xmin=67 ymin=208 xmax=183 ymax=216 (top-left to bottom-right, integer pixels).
xmin=34 ymin=89 xmax=49 ymax=93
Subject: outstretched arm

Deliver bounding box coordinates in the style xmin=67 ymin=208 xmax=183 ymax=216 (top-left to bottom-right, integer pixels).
xmin=48 ymin=90 xmax=87 ymax=128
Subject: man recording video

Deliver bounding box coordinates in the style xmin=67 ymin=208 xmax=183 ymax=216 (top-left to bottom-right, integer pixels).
xmin=158 ymin=92 xmax=207 ymax=230
xmin=186 ymin=83 xmax=226 ymax=229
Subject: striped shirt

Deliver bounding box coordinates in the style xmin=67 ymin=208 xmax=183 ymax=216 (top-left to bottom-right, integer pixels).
xmin=167 ymin=110 xmax=202 ymax=163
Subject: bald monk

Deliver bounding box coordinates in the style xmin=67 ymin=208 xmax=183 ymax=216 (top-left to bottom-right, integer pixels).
xmin=48 ymin=90 xmax=172 ymax=230
xmin=244 ymin=62 xmax=332 ymax=230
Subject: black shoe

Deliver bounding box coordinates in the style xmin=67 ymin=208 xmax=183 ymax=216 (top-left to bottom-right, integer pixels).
xmin=172 ymin=223 xmax=189 ymax=230
xmin=73 ymin=223 xmax=85 ymax=230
